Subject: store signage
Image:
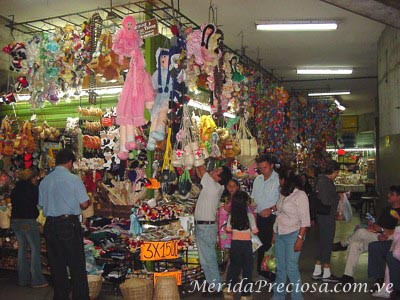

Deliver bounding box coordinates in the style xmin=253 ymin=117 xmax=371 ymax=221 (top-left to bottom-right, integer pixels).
xmin=153 ymin=271 xmax=182 ymax=285
xmin=140 ymin=240 xmax=179 ymax=260
xmin=135 ymin=18 xmax=159 ymax=38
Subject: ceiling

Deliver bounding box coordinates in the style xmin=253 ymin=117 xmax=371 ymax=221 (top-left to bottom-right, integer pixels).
xmin=0 ymin=0 xmax=395 ymax=115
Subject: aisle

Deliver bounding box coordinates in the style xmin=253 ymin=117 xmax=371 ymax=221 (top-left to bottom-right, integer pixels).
xmin=0 ymin=213 xmax=377 ymax=300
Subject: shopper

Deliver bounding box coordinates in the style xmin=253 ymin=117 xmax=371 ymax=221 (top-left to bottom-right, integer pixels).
xmin=39 ymin=149 xmax=91 ymax=300
xmin=312 ymin=160 xmax=340 ymax=283
xmin=336 ymin=185 xmax=400 ymax=284
xmin=273 ymin=168 xmax=310 ymax=300
xmin=10 ymin=168 xmax=48 ymax=288
xmin=251 ymin=154 xmax=280 ymax=277
xmin=194 ymin=164 xmax=232 ymax=297
xmin=218 ymin=178 xmax=241 ymax=249
xmin=224 ymin=190 xmax=258 ymax=300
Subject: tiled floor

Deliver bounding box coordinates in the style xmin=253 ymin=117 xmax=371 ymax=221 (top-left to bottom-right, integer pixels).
xmin=0 ymin=212 xmax=383 ymax=299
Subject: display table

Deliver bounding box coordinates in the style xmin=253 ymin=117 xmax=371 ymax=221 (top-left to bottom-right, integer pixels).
xmin=335 ymin=184 xmax=366 ymax=193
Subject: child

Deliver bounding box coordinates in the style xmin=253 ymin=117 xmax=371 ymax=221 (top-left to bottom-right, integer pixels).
xmin=224 ymin=190 xmax=258 ymax=300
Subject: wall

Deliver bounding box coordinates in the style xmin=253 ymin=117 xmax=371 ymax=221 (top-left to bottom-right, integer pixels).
xmin=377 ymin=25 xmax=400 ymax=207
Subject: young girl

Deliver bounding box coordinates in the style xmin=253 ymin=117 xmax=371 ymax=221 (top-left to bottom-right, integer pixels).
xmin=224 ymin=190 xmax=258 ymax=300
xmin=218 ymin=178 xmax=241 ymax=250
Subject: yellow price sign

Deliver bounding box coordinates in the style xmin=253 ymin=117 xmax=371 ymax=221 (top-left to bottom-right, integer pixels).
xmin=140 ymin=240 xmax=179 ymax=261
xmin=153 ymin=271 xmax=182 ymax=285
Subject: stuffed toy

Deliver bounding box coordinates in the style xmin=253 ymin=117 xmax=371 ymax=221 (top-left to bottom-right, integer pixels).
xmin=112 ymin=16 xmax=154 ymax=159
xmin=147 ymin=47 xmax=173 ymax=151
xmin=2 ymin=42 xmax=28 ymax=72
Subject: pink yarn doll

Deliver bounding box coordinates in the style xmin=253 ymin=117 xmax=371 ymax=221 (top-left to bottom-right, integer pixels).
xmin=112 ymin=16 xmax=154 ymax=159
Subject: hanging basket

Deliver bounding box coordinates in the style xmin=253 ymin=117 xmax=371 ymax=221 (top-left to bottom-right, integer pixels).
xmin=120 ymin=277 xmax=153 ymax=300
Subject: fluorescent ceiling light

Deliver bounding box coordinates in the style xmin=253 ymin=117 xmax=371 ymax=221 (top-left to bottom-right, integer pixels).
xmin=256 ymin=21 xmax=337 ymax=31
xmin=308 ymin=90 xmax=351 ymax=96
xmin=297 ymin=68 xmax=353 ymax=75
xmin=326 ymin=148 xmax=375 ymax=152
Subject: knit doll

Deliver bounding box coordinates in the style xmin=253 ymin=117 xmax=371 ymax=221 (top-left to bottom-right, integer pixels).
xmin=112 ymin=16 xmax=154 ymax=159
xmin=147 ymin=48 xmax=173 ymax=151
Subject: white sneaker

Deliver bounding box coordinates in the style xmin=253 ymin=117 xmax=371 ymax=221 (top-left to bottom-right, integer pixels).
xmin=371 ymin=290 xmax=391 ymax=298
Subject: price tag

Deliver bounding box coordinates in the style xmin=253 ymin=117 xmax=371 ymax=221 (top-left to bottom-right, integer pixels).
xmin=153 ymin=271 xmax=182 ymax=285
xmin=140 ymin=240 xmax=179 ymax=261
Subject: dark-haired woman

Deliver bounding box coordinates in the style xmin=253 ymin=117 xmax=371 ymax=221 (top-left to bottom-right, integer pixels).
xmin=312 ymin=160 xmax=340 ymax=283
xmin=11 ymin=169 xmax=48 ymax=288
xmin=224 ymin=190 xmax=258 ymax=300
xmin=273 ymin=168 xmax=310 ymax=300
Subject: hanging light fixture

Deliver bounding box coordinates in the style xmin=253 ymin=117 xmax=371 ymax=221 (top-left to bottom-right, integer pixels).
xmin=297 ymin=68 xmax=353 ymax=75
xmin=308 ymin=90 xmax=350 ymax=96
xmin=256 ymin=20 xmax=338 ymax=31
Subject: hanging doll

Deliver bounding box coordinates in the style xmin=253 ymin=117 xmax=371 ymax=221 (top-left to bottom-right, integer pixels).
xmin=112 ymin=16 xmax=154 ymax=159
xmin=147 ymin=48 xmax=173 ymax=151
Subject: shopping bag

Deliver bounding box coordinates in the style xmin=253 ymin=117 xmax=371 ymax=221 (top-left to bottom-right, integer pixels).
xmin=260 ymin=244 xmax=276 ymax=272
xmin=342 ymin=193 xmax=353 ymax=222
xmin=251 ymin=234 xmax=263 ymax=252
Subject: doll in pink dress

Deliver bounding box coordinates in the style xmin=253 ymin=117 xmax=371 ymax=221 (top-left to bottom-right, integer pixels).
xmin=112 ymin=16 xmax=154 ymax=159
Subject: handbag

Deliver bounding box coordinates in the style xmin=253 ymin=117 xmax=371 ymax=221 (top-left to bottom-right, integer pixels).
xmin=313 ymin=190 xmax=331 ymax=215
xmin=160 ymin=128 xmax=177 ymax=194
xmin=236 ymin=117 xmax=258 ymax=158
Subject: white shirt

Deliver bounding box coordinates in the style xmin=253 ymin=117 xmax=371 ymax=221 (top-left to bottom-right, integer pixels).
xmin=194 ymin=173 xmax=224 ymax=221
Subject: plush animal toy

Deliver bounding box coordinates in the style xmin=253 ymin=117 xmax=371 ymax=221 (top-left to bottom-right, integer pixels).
xmin=2 ymin=42 xmax=28 ymax=72
xmin=112 ymin=16 xmax=154 ymax=159
xmin=147 ymin=48 xmax=173 ymax=151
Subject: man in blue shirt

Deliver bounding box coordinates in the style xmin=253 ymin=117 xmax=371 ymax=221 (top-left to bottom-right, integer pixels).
xmin=251 ymin=154 xmax=280 ymax=277
xmin=39 ymin=149 xmax=90 ymax=300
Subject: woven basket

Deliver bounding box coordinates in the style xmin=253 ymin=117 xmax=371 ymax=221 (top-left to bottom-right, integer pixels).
xmin=87 ymin=274 xmax=102 ymax=300
xmin=119 ymin=277 xmax=153 ymax=300
xmin=0 ymin=209 xmax=10 ymax=229
xmin=153 ymin=277 xmax=180 ymax=300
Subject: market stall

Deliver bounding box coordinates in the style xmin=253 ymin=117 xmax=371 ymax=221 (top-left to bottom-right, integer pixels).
xmin=0 ymin=1 xmax=342 ymax=298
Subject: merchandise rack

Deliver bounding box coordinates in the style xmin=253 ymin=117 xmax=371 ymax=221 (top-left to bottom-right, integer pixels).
xmin=2 ymin=0 xmax=277 ymax=81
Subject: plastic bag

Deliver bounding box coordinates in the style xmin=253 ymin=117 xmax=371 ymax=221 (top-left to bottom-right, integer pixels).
xmin=260 ymin=244 xmax=276 ymax=272
xmin=342 ymin=193 xmax=353 ymax=222
xmin=251 ymin=234 xmax=263 ymax=252
xmin=337 ymin=193 xmax=352 ymax=222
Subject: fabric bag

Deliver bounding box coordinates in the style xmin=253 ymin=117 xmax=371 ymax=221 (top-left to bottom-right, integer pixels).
xmin=160 ymin=128 xmax=177 ymax=194
xmin=251 ymin=234 xmax=263 ymax=252
xmin=178 ymin=169 xmax=192 ymax=196
xmin=236 ymin=117 xmax=258 ymax=157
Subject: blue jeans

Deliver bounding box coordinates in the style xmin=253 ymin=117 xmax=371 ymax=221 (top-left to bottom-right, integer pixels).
xmin=11 ymin=219 xmax=48 ymax=287
xmin=273 ymin=230 xmax=302 ymax=300
xmin=195 ymin=223 xmax=221 ymax=290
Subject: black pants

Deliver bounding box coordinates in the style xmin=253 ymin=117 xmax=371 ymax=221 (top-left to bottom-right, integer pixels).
xmin=256 ymin=214 xmax=276 ymax=273
xmin=368 ymin=240 xmax=393 ymax=279
xmin=44 ymin=216 xmax=89 ymax=300
xmin=227 ymin=240 xmax=253 ymax=296
xmin=315 ymin=214 xmax=336 ymax=264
